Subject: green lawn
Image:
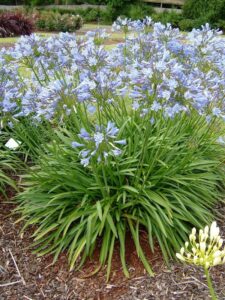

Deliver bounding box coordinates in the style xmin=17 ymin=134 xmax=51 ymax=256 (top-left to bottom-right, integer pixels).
xmin=0 ymin=32 xmax=54 ymax=44
xmin=0 ymin=25 xmax=124 ymax=49
xmin=0 ymin=36 xmax=18 ymax=43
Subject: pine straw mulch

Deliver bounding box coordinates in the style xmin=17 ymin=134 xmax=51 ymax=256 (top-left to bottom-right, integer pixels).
xmin=1 ymin=194 xmax=225 ymax=300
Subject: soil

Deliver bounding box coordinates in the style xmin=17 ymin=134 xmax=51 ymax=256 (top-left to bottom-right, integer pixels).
xmin=1 ymin=193 xmax=225 ymax=300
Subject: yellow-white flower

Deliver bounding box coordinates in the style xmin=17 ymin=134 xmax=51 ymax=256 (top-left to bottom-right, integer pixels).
xmin=176 ymin=222 xmax=225 ymax=269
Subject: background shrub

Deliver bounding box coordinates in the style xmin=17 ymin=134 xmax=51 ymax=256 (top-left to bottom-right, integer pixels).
xmin=83 ymin=7 xmax=102 ymax=22
xmin=216 ymin=19 xmax=225 ymax=32
xmin=152 ymin=11 xmax=182 ymax=27
xmin=183 ymin=0 xmax=225 ymax=20
xmin=36 ymin=11 xmax=83 ymax=32
xmin=0 ymin=12 xmax=34 ymax=37
xmin=127 ymin=4 xmax=154 ymax=20
xmin=183 ymin=0 xmax=225 ymax=29
xmin=0 ymin=0 xmax=23 ymax=4
xmin=178 ymin=18 xmax=195 ymax=31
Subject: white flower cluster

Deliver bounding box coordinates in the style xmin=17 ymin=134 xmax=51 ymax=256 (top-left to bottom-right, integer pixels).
xmin=176 ymin=222 xmax=225 ymax=269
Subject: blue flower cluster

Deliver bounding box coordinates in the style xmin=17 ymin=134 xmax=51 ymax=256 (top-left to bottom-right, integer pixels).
xmin=0 ymin=19 xmax=225 ymax=129
xmin=72 ymin=121 xmax=126 ymax=166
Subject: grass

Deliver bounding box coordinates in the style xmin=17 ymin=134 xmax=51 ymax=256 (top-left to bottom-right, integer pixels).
xmin=0 ymin=24 xmax=123 ymax=48
xmin=82 ymin=23 xmax=111 ymax=29
xmin=0 ymin=32 xmax=54 ymax=44
xmin=0 ymin=24 xmax=124 ymax=44
xmin=0 ymin=36 xmax=18 ymax=43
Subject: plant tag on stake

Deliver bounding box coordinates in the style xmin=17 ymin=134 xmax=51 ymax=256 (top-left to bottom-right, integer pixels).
xmin=5 ymin=138 xmax=21 ymax=150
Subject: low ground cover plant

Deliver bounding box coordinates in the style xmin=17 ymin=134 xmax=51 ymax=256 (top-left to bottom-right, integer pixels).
xmin=1 ymin=19 xmax=225 ymax=279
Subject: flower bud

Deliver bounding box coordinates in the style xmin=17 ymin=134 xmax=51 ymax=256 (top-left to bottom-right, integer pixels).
xmin=205 ymin=262 xmax=210 ymax=269
xmin=189 ymin=234 xmax=196 ymax=241
xmin=213 ymin=257 xmax=221 ymax=266
xmin=218 ymin=239 xmax=223 ymax=247
xmin=210 ymin=222 xmax=219 ymax=240
xmin=192 ymin=228 xmax=196 ymax=235
xmin=200 ymin=242 xmax=206 ymax=252
xmin=180 ymin=247 xmax=185 ymax=255
xmin=213 ymin=250 xmax=221 ymax=258
xmin=176 ymin=253 xmax=185 ymax=261
xmin=204 ymin=225 xmax=209 ymax=235
xmin=192 ymin=247 xmax=197 ymax=254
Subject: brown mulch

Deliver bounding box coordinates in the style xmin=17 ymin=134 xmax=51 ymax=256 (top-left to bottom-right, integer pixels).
xmin=1 ymin=194 xmax=225 ymax=300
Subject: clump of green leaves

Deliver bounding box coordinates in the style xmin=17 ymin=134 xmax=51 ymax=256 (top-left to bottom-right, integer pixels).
xmin=0 ymin=149 xmax=18 ymax=198
xmin=36 ymin=11 xmax=83 ymax=32
xmin=183 ymin=0 xmax=225 ymax=29
xmin=16 ymin=112 xmax=225 ymax=280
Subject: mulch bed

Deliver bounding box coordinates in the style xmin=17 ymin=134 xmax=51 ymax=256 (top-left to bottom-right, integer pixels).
xmin=1 ymin=194 xmax=225 ymax=300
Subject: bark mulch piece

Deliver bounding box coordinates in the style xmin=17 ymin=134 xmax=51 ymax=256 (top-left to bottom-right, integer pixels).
xmin=1 ymin=197 xmax=225 ymax=300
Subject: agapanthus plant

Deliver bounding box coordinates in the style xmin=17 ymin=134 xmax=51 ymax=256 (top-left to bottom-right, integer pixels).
xmin=1 ymin=19 xmax=225 ymax=279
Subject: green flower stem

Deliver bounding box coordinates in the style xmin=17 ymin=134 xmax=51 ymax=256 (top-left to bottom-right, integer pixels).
xmin=204 ymin=267 xmax=218 ymax=300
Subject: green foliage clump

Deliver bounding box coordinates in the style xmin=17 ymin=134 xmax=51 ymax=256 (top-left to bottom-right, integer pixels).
xmin=16 ymin=113 xmax=225 ymax=279
xmin=183 ymin=0 xmax=225 ymax=30
xmin=178 ymin=18 xmax=196 ymax=31
xmin=0 ymin=135 xmax=18 ymax=198
xmin=0 ymin=0 xmax=23 ymax=4
xmin=0 ymin=151 xmax=16 ymax=197
xmin=127 ymin=4 xmax=154 ymax=20
xmin=152 ymin=11 xmax=183 ymax=27
xmin=36 ymin=11 xmax=83 ymax=32
xmin=183 ymin=0 xmax=225 ymax=21
xmin=107 ymin=0 xmax=135 ymax=9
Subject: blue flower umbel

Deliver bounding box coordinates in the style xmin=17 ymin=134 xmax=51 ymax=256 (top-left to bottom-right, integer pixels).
xmin=72 ymin=121 xmax=126 ymax=167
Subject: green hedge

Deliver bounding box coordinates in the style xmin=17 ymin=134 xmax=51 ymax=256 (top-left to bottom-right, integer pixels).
xmin=182 ymin=0 xmax=225 ymax=31
xmin=183 ymin=0 xmax=225 ymax=21
xmin=0 ymin=0 xmax=23 ymax=3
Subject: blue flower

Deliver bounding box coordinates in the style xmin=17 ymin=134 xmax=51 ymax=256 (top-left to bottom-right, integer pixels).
xmin=71 ymin=141 xmax=84 ymax=148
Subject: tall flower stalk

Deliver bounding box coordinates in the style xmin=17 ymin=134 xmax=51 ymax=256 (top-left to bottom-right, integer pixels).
xmin=176 ymin=222 xmax=225 ymax=300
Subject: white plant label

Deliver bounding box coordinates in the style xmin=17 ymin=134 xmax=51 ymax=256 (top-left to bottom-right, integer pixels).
xmin=5 ymin=138 xmax=21 ymax=150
